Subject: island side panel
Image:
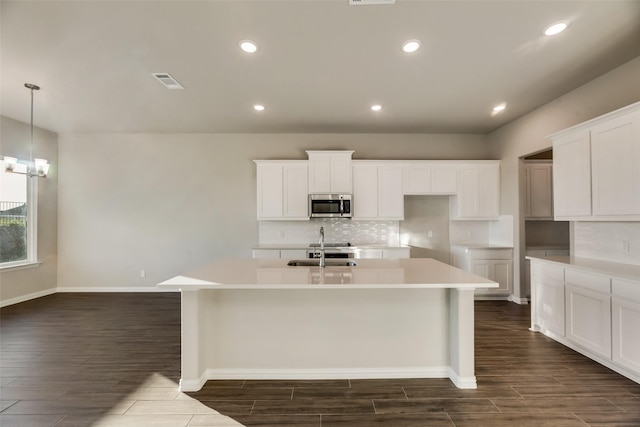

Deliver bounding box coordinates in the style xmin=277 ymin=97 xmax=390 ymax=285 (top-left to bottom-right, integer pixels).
xmin=179 ymin=289 xmax=207 ymax=392
xmin=448 ymin=288 xmax=477 ymax=389
xmin=200 ymin=288 xmax=450 ymax=378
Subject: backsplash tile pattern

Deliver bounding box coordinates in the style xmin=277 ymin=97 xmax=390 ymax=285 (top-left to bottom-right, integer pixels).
xmin=574 ymin=222 xmax=640 ymax=266
xmin=259 ymin=219 xmax=400 ymax=246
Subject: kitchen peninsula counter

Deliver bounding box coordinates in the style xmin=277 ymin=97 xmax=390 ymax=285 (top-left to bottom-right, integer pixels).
xmin=159 ymin=258 xmax=497 ymax=392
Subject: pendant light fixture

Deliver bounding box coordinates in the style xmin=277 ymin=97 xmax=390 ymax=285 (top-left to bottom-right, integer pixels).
xmin=3 ymin=83 xmax=49 ymax=178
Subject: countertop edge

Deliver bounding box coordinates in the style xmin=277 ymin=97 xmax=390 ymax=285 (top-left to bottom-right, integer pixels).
xmin=525 ymin=255 xmax=640 ymax=282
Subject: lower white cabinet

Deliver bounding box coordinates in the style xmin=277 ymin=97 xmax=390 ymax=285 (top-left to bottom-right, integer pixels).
xmin=531 ymin=263 xmax=565 ymax=337
xmin=612 ymin=279 xmax=640 ymax=373
xmin=529 ymin=258 xmax=640 ymax=384
xmin=450 ymin=246 xmax=513 ymax=296
xmin=252 ymin=249 xmax=307 ymax=259
xmin=565 ymin=283 xmax=611 ymax=359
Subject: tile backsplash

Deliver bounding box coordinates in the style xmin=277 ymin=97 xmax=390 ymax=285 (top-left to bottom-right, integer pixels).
xmin=259 ymin=219 xmax=400 ymax=246
xmin=574 ymin=222 xmax=640 ymax=266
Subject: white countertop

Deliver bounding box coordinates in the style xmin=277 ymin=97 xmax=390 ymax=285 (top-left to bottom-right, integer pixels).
xmin=525 ymin=255 xmax=640 ymax=282
xmin=158 ymin=258 xmax=498 ymax=290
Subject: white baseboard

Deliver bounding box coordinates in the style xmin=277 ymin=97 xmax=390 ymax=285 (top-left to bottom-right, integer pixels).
xmin=508 ymin=295 xmax=530 ymax=305
xmin=179 ymin=366 xmax=460 ymax=392
xmin=56 ymin=287 xmax=176 ymax=293
xmin=0 ymin=288 xmax=57 ymax=308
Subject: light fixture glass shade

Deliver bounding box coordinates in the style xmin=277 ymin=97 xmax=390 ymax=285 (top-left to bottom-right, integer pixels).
xmin=34 ymin=158 xmax=49 ymax=176
xmin=402 ymin=39 xmax=421 ymax=53
xmin=4 ymin=156 xmax=18 ymax=171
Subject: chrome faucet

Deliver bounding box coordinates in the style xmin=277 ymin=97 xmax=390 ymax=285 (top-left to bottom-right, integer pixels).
xmin=318 ymin=226 xmax=326 ymax=268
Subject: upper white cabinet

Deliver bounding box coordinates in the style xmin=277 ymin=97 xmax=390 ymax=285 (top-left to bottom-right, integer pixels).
xmin=352 ymin=162 xmax=404 ymax=220
xmin=255 ymin=161 xmax=309 ymax=220
xmin=590 ymin=110 xmax=640 ymax=216
xmin=450 ymin=162 xmax=500 ymax=220
xmin=307 ymin=150 xmax=353 ymax=194
xmin=524 ymin=161 xmax=553 ymax=219
xmin=550 ymin=101 xmax=640 ymax=221
xmin=403 ymin=162 xmax=458 ymax=195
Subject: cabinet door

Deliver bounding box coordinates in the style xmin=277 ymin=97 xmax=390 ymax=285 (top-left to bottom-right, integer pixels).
xmin=453 ymin=164 xmax=499 ymax=219
xmin=590 ymin=110 xmax=640 ymax=216
xmin=355 ymin=249 xmax=384 ymax=259
xmin=431 ymin=164 xmax=458 ymax=194
xmin=492 ymin=260 xmax=512 ymax=293
xmin=565 ymin=284 xmax=612 ymax=358
xmin=308 ymin=156 xmax=331 ymax=193
xmin=330 ymin=155 xmax=353 ymax=193
xmin=470 ymin=260 xmax=491 ymax=279
xmin=553 ymin=130 xmax=592 ymax=219
xmin=283 ymin=164 xmax=309 ymax=219
xmin=533 ymin=273 xmax=565 ymax=336
xmin=403 ymin=165 xmax=431 ymax=194
xmin=525 ymin=163 xmax=553 ymax=219
xmin=612 ymin=297 xmax=640 ymax=373
xmin=378 ymin=165 xmax=404 ymax=219
xmin=256 ymin=164 xmax=283 ymax=219
xmin=352 ymin=164 xmax=379 ymax=219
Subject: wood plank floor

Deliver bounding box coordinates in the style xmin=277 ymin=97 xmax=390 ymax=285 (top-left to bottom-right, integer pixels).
xmin=1 ymin=293 xmax=640 ymax=426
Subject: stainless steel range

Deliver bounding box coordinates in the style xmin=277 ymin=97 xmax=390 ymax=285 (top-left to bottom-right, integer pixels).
xmin=307 ymin=242 xmax=354 ymax=259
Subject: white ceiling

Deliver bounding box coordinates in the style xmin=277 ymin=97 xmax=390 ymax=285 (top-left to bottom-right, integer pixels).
xmin=1 ymin=0 xmax=639 ymax=134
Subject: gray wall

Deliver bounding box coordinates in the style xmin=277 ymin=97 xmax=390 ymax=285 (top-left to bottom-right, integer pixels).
xmin=0 ymin=116 xmax=58 ymax=304
xmin=57 ymin=133 xmax=489 ymax=289
xmin=487 ymin=56 xmax=640 ymax=300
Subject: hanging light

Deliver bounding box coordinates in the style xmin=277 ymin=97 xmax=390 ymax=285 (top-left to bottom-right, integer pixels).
xmin=3 ymin=83 xmax=49 ymax=178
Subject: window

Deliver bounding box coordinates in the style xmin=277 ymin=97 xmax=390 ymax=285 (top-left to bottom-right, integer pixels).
xmin=0 ymin=160 xmax=37 ymax=268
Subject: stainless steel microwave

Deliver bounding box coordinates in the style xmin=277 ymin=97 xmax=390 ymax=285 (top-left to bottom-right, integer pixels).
xmin=309 ymin=194 xmax=352 ymax=218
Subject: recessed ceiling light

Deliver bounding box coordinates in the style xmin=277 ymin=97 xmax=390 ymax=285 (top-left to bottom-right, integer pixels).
xmin=492 ymin=104 xmax=507 ymax=113
xmin=253 ymin=104 xmax=265 ymax=111
xmin=371 ymin=104 xmax=383 ymax=111
xmin=401 ymin=39 xmax=421 ymax=53
xmin=240 ymin=40 xmax=258 ymax=53
xmin=544 ymin=21 xmax=569 ymax=36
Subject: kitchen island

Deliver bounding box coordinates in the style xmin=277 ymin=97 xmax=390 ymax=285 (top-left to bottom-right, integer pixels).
xmin=158 ymin=258 xmax=497 ymax=392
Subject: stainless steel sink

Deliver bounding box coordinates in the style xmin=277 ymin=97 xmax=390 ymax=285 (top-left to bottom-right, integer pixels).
xmin=287 ymin=259 xmax=357 ymax=267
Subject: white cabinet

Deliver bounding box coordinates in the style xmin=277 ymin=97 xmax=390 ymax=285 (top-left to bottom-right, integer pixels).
xmin=354 ymin=249 xmax=384 ymax=259
xmin=612 ymin=279 xmax=640 ymax=373
xmin=590 ymin=110 xmax=640 ymax=216
xmin=553 ymin=130 xmax=592 ymax=219
xmin=255 ymin=161 xmax=309 ymax=220
xmin=564 ymin=270 xmax=611 ymax=359
xmin=524 ymin=162 xmax=553 ymax=219
xmin=382 ymin=247 xmax=410 ymax=259
xmin=550 ymin=101 xmax=640 ymax=221
xmin=529 ymin=258 xmax=640 ymax=383
xmin=252 ymin=249 xmax=308 ymax=259
xmin=531 ymin=263 xmax=565 ymax=337
xmin=352 ymin=162 xmax=404 ymax=220
xmin=450 ymin=246 xmax=513 ymax=296
xmin=307 ymin=150 xmax=353 ymax=194
xmin=450 ymin=163 xmax=500 ymax=219
xmin=403 ymin=163 xmax=457 ymax=195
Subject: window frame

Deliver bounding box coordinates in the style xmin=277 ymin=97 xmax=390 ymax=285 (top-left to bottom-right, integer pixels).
xmin=0 ymin=161 xmax=39 ymax=270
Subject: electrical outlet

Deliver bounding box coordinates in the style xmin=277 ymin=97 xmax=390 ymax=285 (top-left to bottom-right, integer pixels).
xmin=622 ymin=240 xmax=630 ymax=252
xmin=427 ymin=230 xmax=433 ymax=238
xmin=140 ymin=270 xmax=146 ymax=278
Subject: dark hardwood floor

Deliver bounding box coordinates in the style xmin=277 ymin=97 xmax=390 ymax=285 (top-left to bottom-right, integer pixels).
xmin=1 ymin=293 xmax=639 ymax=426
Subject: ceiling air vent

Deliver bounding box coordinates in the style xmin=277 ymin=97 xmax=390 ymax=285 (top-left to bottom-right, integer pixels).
xmin=152 ymin=73 xmax=184 ymax=90
xmin=349 ymin=0 xmax=396 ymax=5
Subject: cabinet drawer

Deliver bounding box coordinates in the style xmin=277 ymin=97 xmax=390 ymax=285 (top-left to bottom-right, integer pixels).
xmin=531 ymin=263 xmax=564 ymax=282
xmin=470 ymin=249 xmax=512 ymax=260
xmin=565 ymin=269 xmax=611 ymax=294
xmin=613 ymin=279 xmax=640 ymax=303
